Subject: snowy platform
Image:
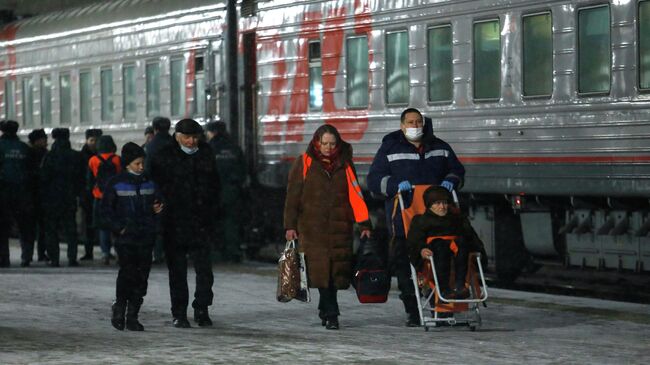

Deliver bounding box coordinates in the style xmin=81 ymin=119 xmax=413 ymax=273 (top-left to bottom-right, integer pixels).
xmin=1 ymin=243 xmax=649 ymax=364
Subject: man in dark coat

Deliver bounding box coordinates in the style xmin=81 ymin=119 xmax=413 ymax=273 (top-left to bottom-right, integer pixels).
xmin=28 ymin=129 xmax=49 ymax=262
xmin=40 ymin=128 xmax=85 ymax=267
xmin=79 ymin=128 xmax=102 ymax=260
xmin=367 ymin=107 xmax=465 ymax=326
xmin=151 ymin=118 xmax=220 ymax=328
xmin=205 ymin=121 xmax=246 ymax=263
xmin=145 ymin=116 xmax=173 ymax=263
xmin=0 ymin=120 xmax=37 ymax=267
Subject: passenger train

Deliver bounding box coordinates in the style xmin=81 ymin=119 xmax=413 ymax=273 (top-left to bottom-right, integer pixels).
xmin=1 ymin=0 xmax=649 ymax=281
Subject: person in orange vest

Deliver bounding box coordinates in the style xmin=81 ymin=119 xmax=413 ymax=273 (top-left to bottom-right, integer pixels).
xmin=88 ymin=135 xmax=122 ymax=265
xmin=284 ymin=124 xmax=372 ymax=330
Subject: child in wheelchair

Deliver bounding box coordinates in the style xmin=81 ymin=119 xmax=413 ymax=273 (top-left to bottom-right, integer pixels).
xmin=406 ymin=186 xmax=486 ymax=301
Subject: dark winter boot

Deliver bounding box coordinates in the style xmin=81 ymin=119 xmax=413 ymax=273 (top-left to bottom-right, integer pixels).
xmin=193 ymin=308 xmax=213 ymax=327
xmin=325 ymin=315 xmax=339 ymax=330
xmin=111 ymin=300 xmax=127 ymax=331
xmin=126 ymin=302 xmax=144 ymax=331
xmin=402 ymin=296 xmax=420 ymax=327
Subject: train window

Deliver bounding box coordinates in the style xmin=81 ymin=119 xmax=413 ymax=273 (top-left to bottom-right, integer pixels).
xmin=309 ymin=41 xmax=323 ymax=111
xmin=523 ymin=13 xmax=553 ymax=97
xmin=79 ymin=71 xmax=92 ymax=124
xmin=170 ymin=58 xmax=185 ymax=117
xmin=427 ymin=25 xmax=453 ymax=103
xmin=577 ymin=5 xmax=611 ymax=95
xmin=4 ymin=79 xmax=15 ymax=119
xmin=640 ymin=1 xmax=650 ymax=90
xmin=100 ymin=68 xmax=114 ymax=122
xmin=193 ymin=55 xmax=205 ymax=117
xmin=22 ymin=77 xmax=34 ymax=127
xmin=123 ymin=65 xmax=136 ymax=120
xmin=473 ymin=19 xmax=501 ymax=101
xmin=346 ymin=35 xmax=369 ymax=108
xmin=40 ymin=75 xmax=52 ymax=126
xmin=59 ymin=74 xmax=71 ymax=125
xmin=146 ymin=62 xmax=160 ymax=117
xmin=386 ymin=30 xmax=409 ymax=105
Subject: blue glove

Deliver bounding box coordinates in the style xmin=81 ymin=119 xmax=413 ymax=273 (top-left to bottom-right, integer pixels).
xmin=398 ymin=180 xmax=412 ymax=192
xmin=440 ymin=180 xmax=454 ymax=192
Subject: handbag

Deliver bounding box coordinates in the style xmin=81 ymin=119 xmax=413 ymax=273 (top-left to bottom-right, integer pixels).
xmin=353 ymin=237 xmax=390 ymax=303
xmin=276 ymin=240 xmax=310 ymax=303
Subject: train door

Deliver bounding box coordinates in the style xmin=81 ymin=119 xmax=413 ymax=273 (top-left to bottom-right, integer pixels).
xmin=206 ymin=39 xmax=224 ymax=121
xmin=241 ymin=31 xmax=257 ymax=180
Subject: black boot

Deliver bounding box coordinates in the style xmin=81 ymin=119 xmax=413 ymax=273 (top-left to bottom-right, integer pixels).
xmin=194 ymin=308 xmax=213 ymax=327
xmin=402 ymin=296 xmax=420 ymax=327
xmin=126 ymin=302 xmax=144 ymax=331
xmin=318 ymin=311 xmax=327 ymax=326
xmin=325 ymin=315 xmax=339 ymax=330
xmin=111 ymin=300 xmax=126 ymax=331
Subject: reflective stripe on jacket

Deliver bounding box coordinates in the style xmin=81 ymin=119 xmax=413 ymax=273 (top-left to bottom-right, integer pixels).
xmin=302 ymin=153 xmax=369 ymax=223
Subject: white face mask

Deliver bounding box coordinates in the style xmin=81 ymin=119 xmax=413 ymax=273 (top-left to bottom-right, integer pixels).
xmin=404 ymin=127 xmax=423 ymax=142
xmin=127 ymin=168 xmax=142 ymax=176
xmin=180 ymin=145 xmax=199 ymax=155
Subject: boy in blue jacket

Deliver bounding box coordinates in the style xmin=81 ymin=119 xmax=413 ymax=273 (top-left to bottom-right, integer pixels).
xmin=102 ymin=142 xmax=163 ymax=331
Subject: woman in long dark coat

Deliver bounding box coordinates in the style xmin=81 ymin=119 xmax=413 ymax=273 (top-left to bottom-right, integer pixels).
xmin=284 ymin=124 xmax=372 ymax=330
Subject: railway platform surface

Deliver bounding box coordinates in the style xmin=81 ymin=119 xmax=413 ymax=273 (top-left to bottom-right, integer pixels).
xmin=1 ymin=242 xmax=649 ymax=365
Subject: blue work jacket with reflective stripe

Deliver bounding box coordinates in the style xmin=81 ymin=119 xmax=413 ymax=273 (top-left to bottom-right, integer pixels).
xmin=100 ymin=171 xmax=161 ymax=243
xmin=367 ymin=130 xmax=465 ymax=237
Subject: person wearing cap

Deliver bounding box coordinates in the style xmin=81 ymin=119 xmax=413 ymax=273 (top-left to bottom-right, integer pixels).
xmin=367 ymin=107 xmax=465 ymax=326
xmin=151 ymin=118 xmax=220 ymax=328
xmin=145 ymin=117 xmax=173 ymax=264
xmin=39 ymin=128 xmax=85 ymax=267
xmin=205 ymin=121 xmax=246 ymax=263
xmin=407 ymin=186 xmax=487 ymax=300
xmin=79 ymin=128 xmax=103 ymax=261
xmin=88 ymin=135 xmax=122 ymax=265
xmin=28 ymin=129 xmax=49 ymax=262
xmin=102 ymin=142 xmax=163 ymax=331
xmin=0 ymin=120 xmax=37 ymax=267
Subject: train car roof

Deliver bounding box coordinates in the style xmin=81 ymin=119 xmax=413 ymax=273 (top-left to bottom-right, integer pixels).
xmin=1 ymin=0 xmax=226 ymax=43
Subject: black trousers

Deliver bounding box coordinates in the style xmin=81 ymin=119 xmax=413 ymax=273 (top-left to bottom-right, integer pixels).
xmin=115 ymin=244 xmax=153 ymax=305
xmin=432 ymin=241 xmax=469 ymax=292
xmin=391 ymin=237 xmax=418 ymax=315
xmin=318 ymin=286 xmax=340 ymax=317
xmin=165 ymin=243 xmax=214 ymax=317
xmin=43 ymin=208 xmax=78 ymax=263
xmin=81 ymin=201 xmax=96 ymax=256
xmin=0 ymin=195 xmax=35 ymax=264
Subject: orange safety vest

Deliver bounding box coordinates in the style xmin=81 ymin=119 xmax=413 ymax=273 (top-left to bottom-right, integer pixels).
xmin=426 ymin=235 xmax=459 ymax=256
xmin=301 ymin=153 xmax=369 ymax=223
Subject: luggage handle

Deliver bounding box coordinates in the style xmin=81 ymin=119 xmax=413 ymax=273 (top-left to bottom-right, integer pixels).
xmin=285 ymin=239 xmax=297 ymax=250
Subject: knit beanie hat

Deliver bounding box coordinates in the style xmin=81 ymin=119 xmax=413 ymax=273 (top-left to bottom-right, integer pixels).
xmin=52 ymin=128 xmax=70 ymax=140
xmin=121 ymin=142 xmax=145 ymax=167
xmin=423 ymin=185 xmax=451 ymax=208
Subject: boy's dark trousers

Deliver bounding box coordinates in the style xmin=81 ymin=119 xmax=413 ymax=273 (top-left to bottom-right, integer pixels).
xmin=115 ymin=243 xmax=154 ymax=305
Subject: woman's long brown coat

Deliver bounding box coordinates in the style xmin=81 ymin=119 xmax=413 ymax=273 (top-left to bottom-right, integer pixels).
xmin=283 ymin=144 xmax=371 ymax=289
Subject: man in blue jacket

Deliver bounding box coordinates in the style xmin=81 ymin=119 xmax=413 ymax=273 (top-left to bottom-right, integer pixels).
xmin=367 ymin=108 xmax=465 ymax=326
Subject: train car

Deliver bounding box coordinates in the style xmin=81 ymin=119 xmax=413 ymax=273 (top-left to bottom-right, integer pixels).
xmin=1 ymin=0 xmax=649 ymax=281
xmin=0 ymin=0 xmax=229 ymax=147
xmin=242 ymin=0 xmax=650 ymax=279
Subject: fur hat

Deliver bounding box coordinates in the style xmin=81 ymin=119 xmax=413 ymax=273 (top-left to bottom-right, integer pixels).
xmin=28 ymin=129 xmax=47 ymax=143
xmin=121 ymin=142 xmax=145 ymax=167
xmin=85 ymin=128 xmax=103 ymax=139
xmin=0 ymin=120 xmax=19 ymax=134
xmin=175 ymin=118 xmax=203 ymax=135
xmin=51 ymin=128 xmax=70 ymax=141
xmin=97 ymin=135 xmax=117 ymax=154
xmin=423 ymin=185 xmax=451 ymax=208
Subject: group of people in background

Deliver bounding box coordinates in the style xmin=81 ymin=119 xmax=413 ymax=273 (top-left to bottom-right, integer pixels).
xmin=2 ymin=106 xmax=479 ymax=331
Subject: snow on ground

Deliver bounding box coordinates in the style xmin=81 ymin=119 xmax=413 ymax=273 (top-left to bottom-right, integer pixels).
xmin=1 ymin=243 xmax=649 ymax=365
